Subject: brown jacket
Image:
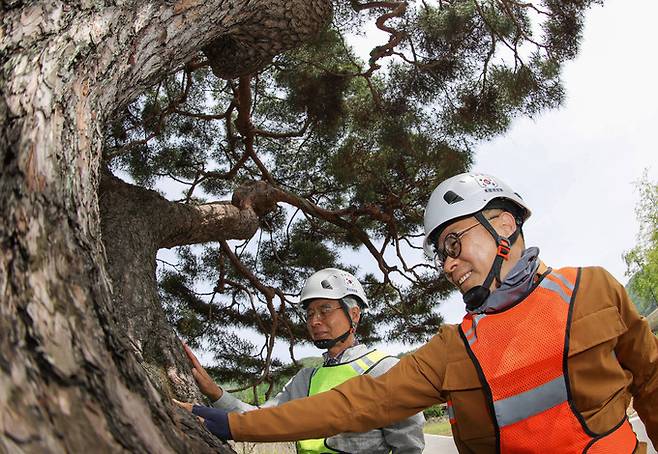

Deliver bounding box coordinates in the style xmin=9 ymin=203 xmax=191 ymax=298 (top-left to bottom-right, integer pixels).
xmin=229 ymin=267 xmax=658 ymax=453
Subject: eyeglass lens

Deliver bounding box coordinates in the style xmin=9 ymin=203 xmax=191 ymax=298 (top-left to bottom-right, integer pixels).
xmin=306 ymin=305 xmax=340 ymax=321
xmin=433 ymin=214 xmax=500 ymax=271
xmin=435 ymin=233 xmax=461 ymax=271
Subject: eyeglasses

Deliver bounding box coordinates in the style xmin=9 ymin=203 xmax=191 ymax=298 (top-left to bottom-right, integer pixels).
xmin=305 ymin=304 xmax=342 ymax=321
xmin=433 ymin=214 xmax=500 ymax=272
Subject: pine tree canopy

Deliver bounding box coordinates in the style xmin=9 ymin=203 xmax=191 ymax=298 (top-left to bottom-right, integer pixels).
xmin=102 ymin=0 xmax=601 ymax=399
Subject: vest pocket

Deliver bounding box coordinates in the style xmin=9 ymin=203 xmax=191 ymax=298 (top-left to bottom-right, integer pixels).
xmin=568 ymin=305 xmax=632 ymax=438
xmin=442 ymin=358 xmax=495 ymax=441
xmin=569 ymin=306 xmax=626 ymax=356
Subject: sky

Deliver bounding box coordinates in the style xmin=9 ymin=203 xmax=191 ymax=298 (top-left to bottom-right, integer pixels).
xmin=165 ymin=0 xmax=657 ymax=362
xmin=289 ymin=0 xmax=658 ymax=358
xmin=439 ymin=0 xmax=658 ymax=324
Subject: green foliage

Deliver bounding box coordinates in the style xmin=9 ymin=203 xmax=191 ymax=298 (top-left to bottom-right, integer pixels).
xmin=543 ymin=0 xmax=602 ymax=61
xmin=423 ymin=419 xmax=452 ymax=436
xmin=626 ymin=281 xmax=657 ymax=317
xmin=422 ymin=404 xmax=445 ymax=420
xmin=231 ymin=356 xmax=324 ymax=405
xmin=104 ymin=0 xmax=600 ymax=386
xmin=624 ymin=171 xmax=658 ymax=314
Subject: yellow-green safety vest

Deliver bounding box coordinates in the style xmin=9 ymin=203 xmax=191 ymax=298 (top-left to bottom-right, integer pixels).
xmin=296 ymin=349 xmax=390 ymax=454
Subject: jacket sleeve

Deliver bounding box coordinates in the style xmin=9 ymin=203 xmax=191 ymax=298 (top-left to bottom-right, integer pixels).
xmin=213 ymin=368 xmax=314 ymax=413
xmin=370 ymin=357 xmax=425 ymax=454
xmin=228 ymin=332 xmax=450 ymax=442
xmin=604 ymin=268 xmax=658 ymax=449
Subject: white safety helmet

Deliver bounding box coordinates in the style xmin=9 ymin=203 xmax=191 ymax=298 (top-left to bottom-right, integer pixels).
xmin=423 ymin=172 xmax=531 ymax=258
xmin=299 ymin=268 xmax=368 ymax=310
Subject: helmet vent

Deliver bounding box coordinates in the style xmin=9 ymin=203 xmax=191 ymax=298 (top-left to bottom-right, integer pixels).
xmin=443 ymin=190 xmax=464 ymax=204
xmin=321 ymin=279 xmax=333 ymax=289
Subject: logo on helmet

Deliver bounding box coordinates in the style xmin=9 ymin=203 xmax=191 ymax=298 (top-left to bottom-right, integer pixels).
xmin=475 ymin=175 xmax=499 ymax=189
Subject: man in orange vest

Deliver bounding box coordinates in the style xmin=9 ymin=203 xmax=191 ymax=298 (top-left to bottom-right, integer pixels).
xmin=177 ymin=172 xmax=657 ymax=453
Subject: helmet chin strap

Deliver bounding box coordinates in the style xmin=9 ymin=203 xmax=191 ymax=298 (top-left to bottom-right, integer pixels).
xmin=313 ymin=299 xmax=357 ymax=350
xmin=313 ymin=328 xmax=352 ymax=349
xmin=462 ymin=212 xmax=520 ymax=312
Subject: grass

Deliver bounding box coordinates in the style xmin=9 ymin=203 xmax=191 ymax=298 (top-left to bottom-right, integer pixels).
xmin=423 ymin=419 xmax=453 ymax=436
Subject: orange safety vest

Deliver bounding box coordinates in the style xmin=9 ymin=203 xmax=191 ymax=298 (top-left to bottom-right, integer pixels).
xmin=457 ymin=267 xmax=638 ymax=453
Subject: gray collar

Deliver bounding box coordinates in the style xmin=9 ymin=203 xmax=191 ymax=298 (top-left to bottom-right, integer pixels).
xmin=469 ymin=247 xmax=541 ymax=314
xmin=322 ymin=343 xmax=366 ymax=366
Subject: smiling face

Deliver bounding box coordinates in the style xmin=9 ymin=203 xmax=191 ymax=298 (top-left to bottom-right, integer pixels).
xmin=438 ymin=210 xmax=523 ymax=294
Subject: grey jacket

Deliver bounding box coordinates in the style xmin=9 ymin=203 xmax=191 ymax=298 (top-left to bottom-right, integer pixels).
xmin=213 ymin=344 xmax=425 ymax=453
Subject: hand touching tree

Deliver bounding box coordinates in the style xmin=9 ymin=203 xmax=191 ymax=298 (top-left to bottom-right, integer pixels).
xmin=184 ymin=343 xmax=223 ymax=402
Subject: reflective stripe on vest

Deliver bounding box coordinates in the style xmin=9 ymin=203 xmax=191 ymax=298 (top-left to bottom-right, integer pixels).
xmin=296 ymin=349 xmax=390 ymax=454
xmin=459 ymin=267 xmax=637 ymax=453
xmin=447 ymin=400 xmax=456 ymax=425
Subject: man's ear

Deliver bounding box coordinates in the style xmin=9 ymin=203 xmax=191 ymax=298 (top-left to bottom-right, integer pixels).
xmin=350 ymin=307 xmax=361 ymax=326
xmin=496 ymin=211 xmax=519 ymax=237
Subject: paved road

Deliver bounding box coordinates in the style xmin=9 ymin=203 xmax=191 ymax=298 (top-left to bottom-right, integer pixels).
xmin=422 ymin=417 xmax=654 ymax=453
xmin=423 ymin=434 xmax=458 ymax=453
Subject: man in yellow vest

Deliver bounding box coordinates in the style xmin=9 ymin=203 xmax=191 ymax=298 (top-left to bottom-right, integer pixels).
xmin=182 ymin=268 xmax=425 ymax=453
xmin=178 ymin=173 xmax=657 ymax=453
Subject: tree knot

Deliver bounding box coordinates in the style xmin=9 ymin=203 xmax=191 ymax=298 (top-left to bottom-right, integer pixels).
xmin=232 ymin=181 xmax=280 ymax=217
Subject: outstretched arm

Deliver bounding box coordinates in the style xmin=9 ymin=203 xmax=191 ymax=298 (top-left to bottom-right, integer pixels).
xmin=229 ymin=333 xmax=448 ymax=442
xmin=183 ymin=342 xmax=314 ymax=412
xmin=366 ymin=356 xmax=425 ymax=454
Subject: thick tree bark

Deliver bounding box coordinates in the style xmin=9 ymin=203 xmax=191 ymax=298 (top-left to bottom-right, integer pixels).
xmin=99 ymin=171 xmax=266 ymax=402
xmin=0 ymin=0 xmax=331 ymax=452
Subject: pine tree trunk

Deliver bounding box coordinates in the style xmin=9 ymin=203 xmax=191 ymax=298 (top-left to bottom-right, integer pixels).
xmin=98 ymin=170 xmax=262 ymax=402
xmin=0 ymin=0 xmax=330 ymax=451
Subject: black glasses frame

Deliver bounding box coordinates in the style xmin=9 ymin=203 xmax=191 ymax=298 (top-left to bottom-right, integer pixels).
xmin=305 ymin=304 xmax=343 ymax=321
xmin=434 ymin=214 xmax=501 ymax=271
